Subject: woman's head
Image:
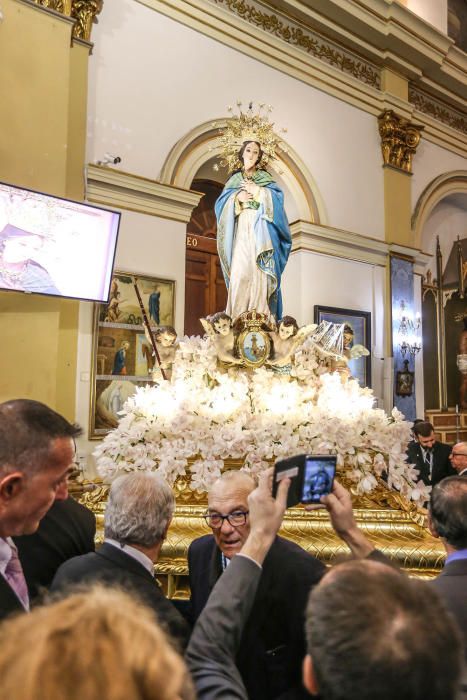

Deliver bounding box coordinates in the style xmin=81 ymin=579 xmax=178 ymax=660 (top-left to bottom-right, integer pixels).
xmin=0 ymin=586 xmax=192 ymax=700
xmin=238 ymin=141 xmax=263 ymax=171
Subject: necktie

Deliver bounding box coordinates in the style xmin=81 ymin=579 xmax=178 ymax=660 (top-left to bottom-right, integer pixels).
xmin=4 ymin=543 xmax=29 ymax=609
xmin=424 ymin=450 xmax=433 ymax=480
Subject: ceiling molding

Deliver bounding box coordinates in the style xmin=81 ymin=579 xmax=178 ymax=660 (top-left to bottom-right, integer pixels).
xmin=136 ymin=0 xmax=466 ymax=158
xmin=85 ymin=164 xmax=203 ymax=223
xmin=290 ymin=220 xmax=432 ymax=271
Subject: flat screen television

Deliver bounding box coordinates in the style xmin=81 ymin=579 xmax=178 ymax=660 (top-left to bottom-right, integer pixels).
xmin=0 ymin=181 xmax=121 ymax=302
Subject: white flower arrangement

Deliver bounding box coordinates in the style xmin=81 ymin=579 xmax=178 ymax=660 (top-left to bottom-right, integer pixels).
xmin=94 ymin=335 xmax=428 ymax=503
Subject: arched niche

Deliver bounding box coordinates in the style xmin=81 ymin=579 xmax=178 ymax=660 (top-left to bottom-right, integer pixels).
xmin=159 ymin=119 xmax=327 ymax=225
xmin=412 ymin=170 xmax=467 ymax=250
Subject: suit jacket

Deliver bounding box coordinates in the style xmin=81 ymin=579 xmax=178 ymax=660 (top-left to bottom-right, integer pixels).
xmin=406 ymin=440 xmax=455 ymax=486
xmin=187 ymin=554 xmax=260 ymax=699
xmin=14 ymin=497 xmax=96 ymax=600
xmin=0 ymin=574 xmax=26 ymax=622
xmin=429 ymin=558 xmax=467 ymax=662
xmin=188 ymin=534 xmax=325 ymax=699
xmin=51 ymin=542 xmax=190 ymax=649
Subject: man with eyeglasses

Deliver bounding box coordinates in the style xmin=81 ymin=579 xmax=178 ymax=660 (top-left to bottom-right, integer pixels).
xmin=0 ymin=399 xmax=80 ymax=621
xmin=449 ymin=442 xmax=467 ymax=477
xmin=188 ymin=470 xmax=325 ymax=700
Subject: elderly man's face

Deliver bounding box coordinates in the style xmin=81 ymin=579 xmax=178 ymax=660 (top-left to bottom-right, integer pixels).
xmin=449 ymin=443 xmax=467 ymax=473
xmin=208 ymin=479 xmax=252 ymax=559
xmin=0 ymin=437 xmax=74 ymax=537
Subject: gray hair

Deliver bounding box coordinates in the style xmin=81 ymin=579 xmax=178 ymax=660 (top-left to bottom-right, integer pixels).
xmin=104 ymin=472 xmax=175 ymax=547
xmin=209 ymin=469 xmax=256 ymax=494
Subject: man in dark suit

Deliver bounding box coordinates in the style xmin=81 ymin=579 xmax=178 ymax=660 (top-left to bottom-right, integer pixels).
xmin=0 ymin=399 xmax=80 ymax=621
xmin=188 ymin=470 xmax=326 ymax=699
xmin=428 ymin=476 xmax=467 ymax=664
xmin=14 ymin=496 xmax=96 ymax=600
xmin=52 ymin=472 xmax=190 ymax=650
xmin=187 ymin=473 xmax=462 ymax=700
xmin=406 ymin=421 xmax=454 ymax=486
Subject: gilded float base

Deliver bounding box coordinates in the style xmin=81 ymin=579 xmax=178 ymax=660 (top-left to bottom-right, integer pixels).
xmin=76 ymin=467 xmax=444 ymax=599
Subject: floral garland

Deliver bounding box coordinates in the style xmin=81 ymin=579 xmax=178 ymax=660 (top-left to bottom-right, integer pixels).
xmin=94 ymin=335 xmax=429 ymax=503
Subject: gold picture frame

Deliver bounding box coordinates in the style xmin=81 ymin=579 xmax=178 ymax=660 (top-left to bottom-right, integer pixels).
xmin=89 ymin=271 xmax=175 ymax=439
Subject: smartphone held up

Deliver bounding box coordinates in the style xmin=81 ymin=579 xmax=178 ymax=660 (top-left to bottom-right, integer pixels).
xmin=272 ymin=454 xmax=337 ymax=509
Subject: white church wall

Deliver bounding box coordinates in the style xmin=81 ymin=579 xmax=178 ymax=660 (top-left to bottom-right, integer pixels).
xmin=282 ymin=251 xmax=386 ymax=404
xmin=412 ymin=140 xmax=467 ymax=219
xmin=421 ymin=197 xmax=467 ymax=278
xmin=86 ymin=0 xmax=384 ymax=240
xmin=403 ymin=0 xmax=448 ymax=33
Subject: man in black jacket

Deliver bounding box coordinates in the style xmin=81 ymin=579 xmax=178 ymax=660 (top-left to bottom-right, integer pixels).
xmin=52 ymin=472 xmax=190 ymax=650
xmin=0 ymin=399 xmax=80 ymax=621
xmin=14 ymin=496 xmax=96 ymax=600
xmin=406 ymin=421 xmax=454 ymax=486
xmin=188 ymin=470 xmax=325 ymax=699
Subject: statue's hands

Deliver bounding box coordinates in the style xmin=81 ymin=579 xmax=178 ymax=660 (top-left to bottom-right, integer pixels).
xmin=243 ymin=181 xmax=260 ymax=198
xmin=237 ymin=189 xmax=253 ymax=203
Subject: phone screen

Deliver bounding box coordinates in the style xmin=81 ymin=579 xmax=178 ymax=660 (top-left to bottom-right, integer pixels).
xmin=273 ymin=454 xmax=336 ymax=508
xmin=301 ymin=457 xmax=336 ymax=503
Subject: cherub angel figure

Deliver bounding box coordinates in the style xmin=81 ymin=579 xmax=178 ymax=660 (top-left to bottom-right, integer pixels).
xmin=331 ymin=324 xmax=369 ymax=381
xmin=267 ymin=316 xmax=317 ymax=369
xmin=200 ymin=312 xmax=242 ymax=365
xmin=144 ymin=325 xmax=178 ymax=380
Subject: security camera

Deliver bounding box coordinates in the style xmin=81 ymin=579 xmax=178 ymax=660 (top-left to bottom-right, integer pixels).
xmin=96 ymin=153 xmax=122 ymax=166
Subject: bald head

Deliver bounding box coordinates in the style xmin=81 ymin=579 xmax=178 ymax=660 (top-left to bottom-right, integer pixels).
xmin=207 ymin=471 xmax=256 ymax=559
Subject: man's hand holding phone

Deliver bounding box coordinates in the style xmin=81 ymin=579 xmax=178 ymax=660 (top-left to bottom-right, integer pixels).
xmin=307 ymin=480 xmax=376 ymax=558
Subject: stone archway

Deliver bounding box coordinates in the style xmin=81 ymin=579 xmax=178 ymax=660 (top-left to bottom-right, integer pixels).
xmin=159 ymin=119 xmax=327 ymax=225
xmin=412 ymin=170 xmax=467 ymax=249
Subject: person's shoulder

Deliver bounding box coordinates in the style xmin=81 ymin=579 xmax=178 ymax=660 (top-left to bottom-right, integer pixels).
xmin=436 ymin=441 xmax=452 ymax=453
xmin=189 ymin=534 xmax=215 ymax=555
xmin=272 ymin=536 xmax=325 ymax=570
xmin=52 ymin=550 xmax=98 ymax=586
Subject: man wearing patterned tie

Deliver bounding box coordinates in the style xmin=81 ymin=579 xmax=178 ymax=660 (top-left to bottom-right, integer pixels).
xmin=406 ymin=421 xmax=454 ymax=487
xmin=0 ymin=399 xmax=81 ymax=620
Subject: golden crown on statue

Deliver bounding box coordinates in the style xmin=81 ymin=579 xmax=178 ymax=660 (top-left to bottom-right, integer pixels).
xmin=211 ymin=101 xmax=287 ymax=173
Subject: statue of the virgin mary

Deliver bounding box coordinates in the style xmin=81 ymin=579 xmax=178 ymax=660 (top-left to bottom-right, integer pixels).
xmin=214 ymin=104 xmax=291 ymax=320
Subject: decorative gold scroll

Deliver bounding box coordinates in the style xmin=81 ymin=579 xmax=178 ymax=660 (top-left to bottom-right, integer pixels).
xmin=32 ymin=0 xmax=103 ymax=41
xmin=378 ymin=110 xmax=424 ymax=174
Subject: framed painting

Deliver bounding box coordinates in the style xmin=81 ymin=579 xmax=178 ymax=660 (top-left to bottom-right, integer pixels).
xmin=314 ymin=305 xmax=371 ymax=388
xmin=89 ymin=271 xmax=175 ymax=438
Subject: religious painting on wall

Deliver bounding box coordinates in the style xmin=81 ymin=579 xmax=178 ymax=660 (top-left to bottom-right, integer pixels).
xmin=89 ymin=271 xmax=175 ymax=438
xmin=314 ymin=305 xmax=372 ymax=388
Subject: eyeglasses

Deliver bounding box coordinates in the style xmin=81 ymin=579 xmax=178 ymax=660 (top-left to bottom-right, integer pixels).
xmin=203 ymin=511 xmax=249 ymax=529
xmin=451 ymin=452 xmax=467 ymax=458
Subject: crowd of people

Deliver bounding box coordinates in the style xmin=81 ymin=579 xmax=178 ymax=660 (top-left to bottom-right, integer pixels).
xmin=0 ymin=398 xmax=466 ymax=700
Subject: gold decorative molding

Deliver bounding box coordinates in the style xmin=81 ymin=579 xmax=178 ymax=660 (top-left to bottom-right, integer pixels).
xmin=31 ymin=0 xmax=102 ymax=40
xmin=78 ymin=472 xmax=444 ymax=582
xmin=378 ymin=109 xmax=424 ymax=174
xmin=211 ymin=0 xmax=380 ymax=88
xmin=71 ymin=0 xmax=103 ymax=41
xmin=86 ymin=164 xmax=204 ymax=223
xmin=32 ymin=0 xmax=71 ymax=11
xmin=409 ymin=86 xmax=467 ymax=137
